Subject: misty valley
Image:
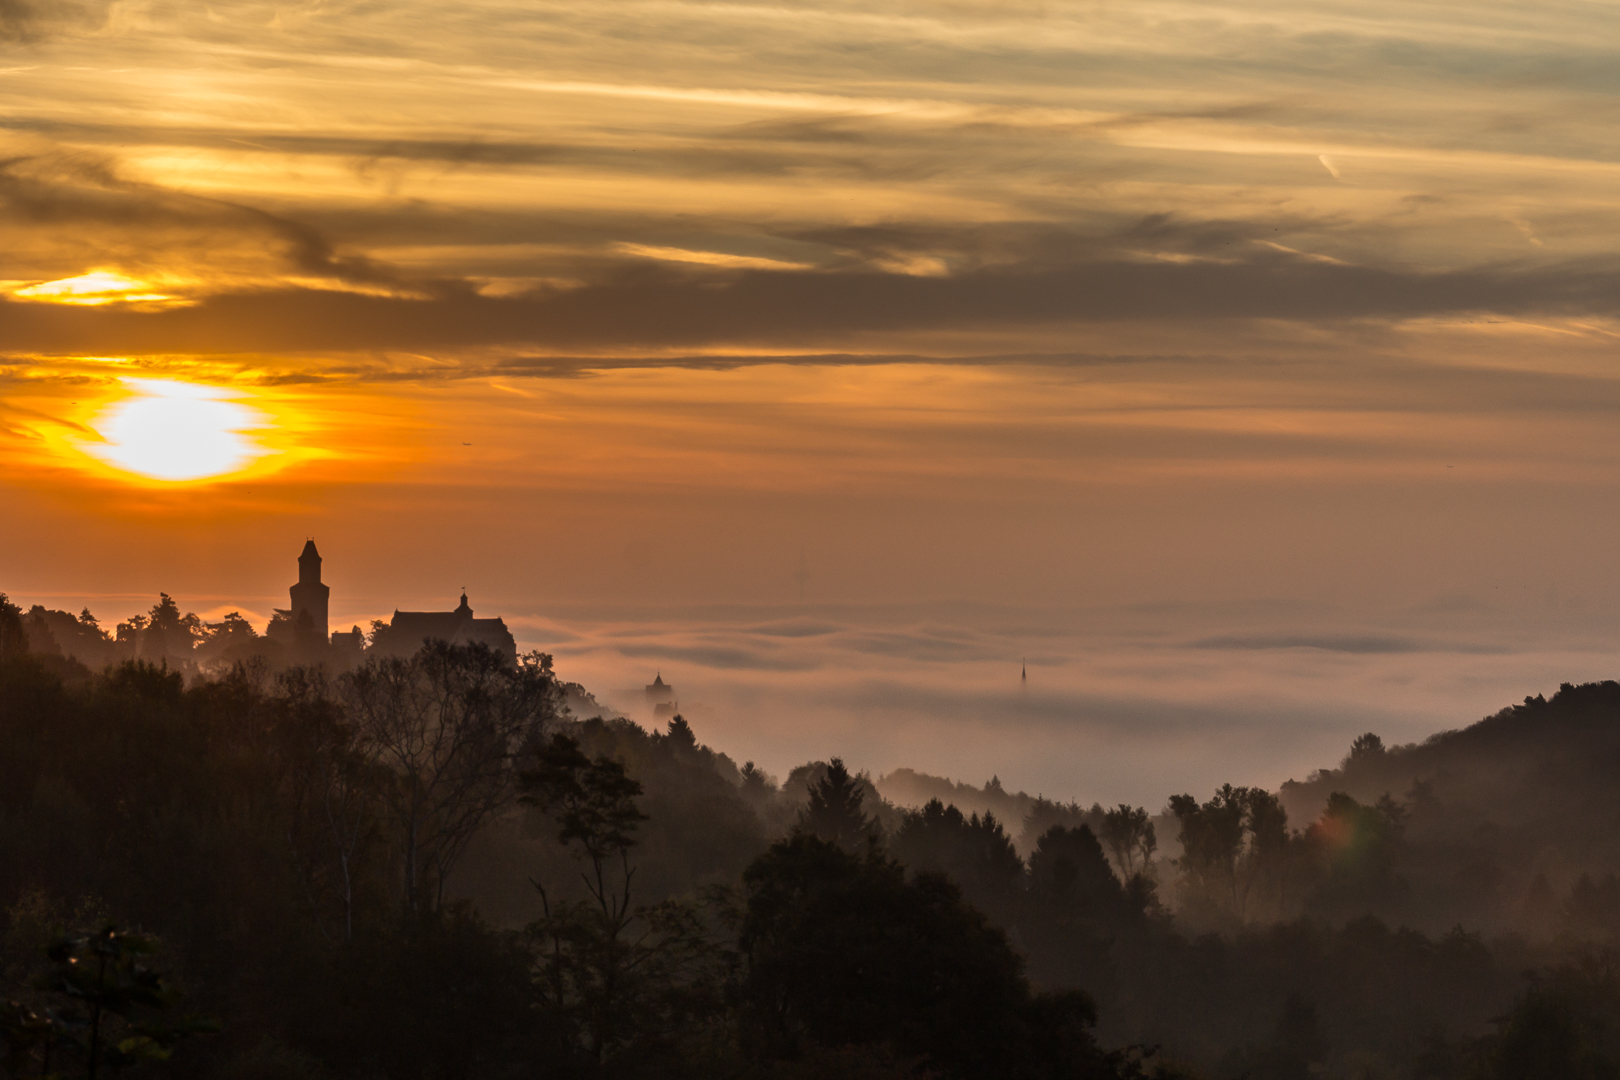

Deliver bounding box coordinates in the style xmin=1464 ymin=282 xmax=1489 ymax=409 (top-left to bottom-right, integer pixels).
xmin=3 ymin=592 xmax=1620 ymax=1080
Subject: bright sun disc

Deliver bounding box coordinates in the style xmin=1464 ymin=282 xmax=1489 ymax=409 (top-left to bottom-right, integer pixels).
xmin=84 ymin=380 xmax=269 ymax=481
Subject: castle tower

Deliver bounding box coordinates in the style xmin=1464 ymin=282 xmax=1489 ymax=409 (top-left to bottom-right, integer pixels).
xmin=289 ymin=539 xmax=330 ymax=642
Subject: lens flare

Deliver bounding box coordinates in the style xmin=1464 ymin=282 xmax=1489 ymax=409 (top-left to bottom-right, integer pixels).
xmin=82 ymin=380 xmax=270 ymax=482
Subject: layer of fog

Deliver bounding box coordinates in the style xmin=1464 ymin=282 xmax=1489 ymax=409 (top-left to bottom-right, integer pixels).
xmin=484 ymin=597 xmax=1620 ymax=808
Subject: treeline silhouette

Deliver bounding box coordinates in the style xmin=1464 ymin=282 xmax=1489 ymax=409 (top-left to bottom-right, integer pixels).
xmin=4 ymin=592 xmax=1620 ymax=1078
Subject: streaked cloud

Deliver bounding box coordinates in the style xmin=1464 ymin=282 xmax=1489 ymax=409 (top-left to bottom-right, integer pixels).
xmin=3 ymin=0 xmax=1620 ymax=362
xmin=615 ymin=244 xmax=814 ymax=272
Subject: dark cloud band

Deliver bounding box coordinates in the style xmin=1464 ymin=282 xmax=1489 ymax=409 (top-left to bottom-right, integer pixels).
xmin=3 ymin=252 xmax=1618 ymax=357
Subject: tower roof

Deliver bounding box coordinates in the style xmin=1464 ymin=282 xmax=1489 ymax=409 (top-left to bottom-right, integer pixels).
xmin=299 ymin=539 xmax=321 ymax=561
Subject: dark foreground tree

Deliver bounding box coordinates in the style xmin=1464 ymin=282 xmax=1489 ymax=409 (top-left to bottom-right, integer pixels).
xmin=317 ymin=909 xmax=556 ymax=1080
xmin=1480 ymin=948 xmax=1620 ymax=1080
xmin=739 ymin=833 xmax=1155 ymax=1080
xmin=274 ymin=665 xmax=381 ymax=943
xmin=342 ymin=641 xmax=564 ymax=914
xmin=1215 ymin=992 xmax=1329 ymax=1080
xmin=1 ymin=925 xmax=215 ymax=1079
xmin=520 ymin=733 xmax=732 ymax=1066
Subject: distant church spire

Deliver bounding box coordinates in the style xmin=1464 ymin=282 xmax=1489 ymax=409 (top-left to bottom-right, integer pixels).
xmin=646 ymin=671 xmax=676 ymax=715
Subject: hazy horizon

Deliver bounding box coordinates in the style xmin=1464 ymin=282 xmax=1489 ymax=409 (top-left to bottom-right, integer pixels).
xmin=11 ymin=576 xmax=1617 ymax=807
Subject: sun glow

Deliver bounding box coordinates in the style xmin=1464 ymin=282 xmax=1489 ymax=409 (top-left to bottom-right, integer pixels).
xmin=11 ymin=271 xmax=186 ymax=306
xmin=80 ymin=380 xmax=271 ymax=482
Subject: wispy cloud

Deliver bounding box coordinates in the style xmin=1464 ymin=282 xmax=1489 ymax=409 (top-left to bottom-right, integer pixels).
xmin=3 ymin=0 xmax=1620 ymax=364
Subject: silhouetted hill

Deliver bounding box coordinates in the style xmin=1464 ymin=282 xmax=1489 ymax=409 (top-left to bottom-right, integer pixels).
xmin=1280 ymin=680 xmax=1620 ymax=931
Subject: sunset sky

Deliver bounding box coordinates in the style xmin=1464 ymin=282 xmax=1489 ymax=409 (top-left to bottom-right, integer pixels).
xmin=6 ymin=0 xmax=1620 ymax=803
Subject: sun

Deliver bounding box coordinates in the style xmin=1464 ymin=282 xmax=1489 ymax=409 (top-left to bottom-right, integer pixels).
xmin=81 ymin=379 xmax=271 ymax=482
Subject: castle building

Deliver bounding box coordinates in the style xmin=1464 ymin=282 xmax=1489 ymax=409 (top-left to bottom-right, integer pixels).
xmin=263 ymin=541 xmax=519 ymax=664
xmin=378 ymin=593 xmax=517 ymax=660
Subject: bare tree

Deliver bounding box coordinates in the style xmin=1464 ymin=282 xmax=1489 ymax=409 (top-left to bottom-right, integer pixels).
xmin=343 ymin=640 xmax=564 ymax=915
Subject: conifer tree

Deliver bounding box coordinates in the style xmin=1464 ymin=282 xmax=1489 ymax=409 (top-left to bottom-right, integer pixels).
xmin=798 ymin=758 xmax=879 ymax=851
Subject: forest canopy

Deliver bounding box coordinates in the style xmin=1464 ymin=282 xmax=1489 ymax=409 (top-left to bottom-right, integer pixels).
xmin=2 ymin=591 xmax=1619 ymax=1078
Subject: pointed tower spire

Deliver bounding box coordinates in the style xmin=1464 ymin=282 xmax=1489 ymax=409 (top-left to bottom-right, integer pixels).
xmin=298 ymin=539 xmax=322 ymax=584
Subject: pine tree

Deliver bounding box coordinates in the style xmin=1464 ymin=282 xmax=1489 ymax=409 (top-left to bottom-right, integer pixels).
xmin=798 ymin=758 xmax=879 ymax=851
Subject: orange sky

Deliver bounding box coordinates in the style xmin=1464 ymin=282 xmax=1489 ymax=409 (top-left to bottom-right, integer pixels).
xmin=6 ymin=0 xmax=1620 ymax=802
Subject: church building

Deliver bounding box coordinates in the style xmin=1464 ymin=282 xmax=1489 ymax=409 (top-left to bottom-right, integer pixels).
xmin=646 ymin=672 xmax=678 ymax=718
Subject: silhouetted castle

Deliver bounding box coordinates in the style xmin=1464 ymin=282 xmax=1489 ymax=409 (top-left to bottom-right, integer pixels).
xmin=266 ymin=542 xmax=516 ymax=662
xmin=267 ymin=539 xmax=330 ymax=649
xmin=377 ymin=592 xmax=517 ymax=660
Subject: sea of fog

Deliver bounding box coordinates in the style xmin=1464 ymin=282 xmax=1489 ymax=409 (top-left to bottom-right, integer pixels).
xmin=488 ymin=597 xmax=1619 ymax=808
